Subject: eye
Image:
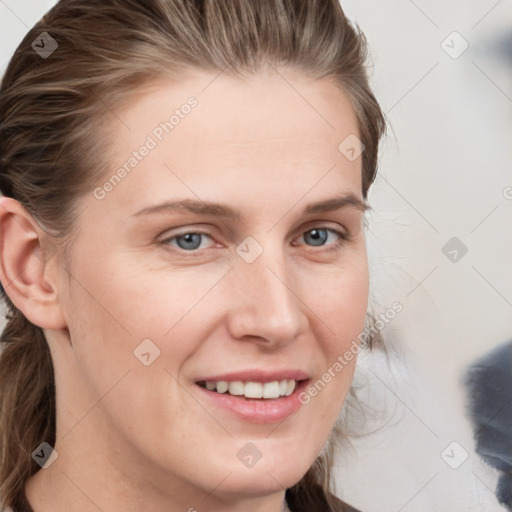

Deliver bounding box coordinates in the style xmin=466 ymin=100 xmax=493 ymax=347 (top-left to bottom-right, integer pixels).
xmin=162 ymin=231 xmax=215 ymax=251
xmin=159 ymin=226 xmax=349 ymax=255
xmin=294 ymin=227 xmax=349 ymax=252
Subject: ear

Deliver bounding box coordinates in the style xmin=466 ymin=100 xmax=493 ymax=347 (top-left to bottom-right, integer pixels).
xmin=0 ymin=196 xmax=67 ymax=330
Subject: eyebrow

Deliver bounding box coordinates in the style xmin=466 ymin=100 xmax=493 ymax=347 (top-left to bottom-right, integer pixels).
xmin=131 ymin=193 xmax=369 ymax=220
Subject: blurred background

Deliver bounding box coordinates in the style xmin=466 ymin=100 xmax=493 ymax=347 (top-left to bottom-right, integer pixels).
xmin=1 ymin=1 xmax=511 ymax=511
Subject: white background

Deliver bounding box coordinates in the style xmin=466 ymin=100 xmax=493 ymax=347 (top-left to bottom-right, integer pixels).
xmin=1 ymin=1 xmax=511 ymax=511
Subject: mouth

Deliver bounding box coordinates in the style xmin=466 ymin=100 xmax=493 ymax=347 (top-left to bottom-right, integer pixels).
xmin=196 ymin=378 xmax=300 ymax=400
xmin=194 ymin=376 xmax=310 ymax=424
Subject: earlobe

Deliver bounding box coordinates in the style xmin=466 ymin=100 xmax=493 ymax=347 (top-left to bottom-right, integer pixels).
xmin=0 ymin=196 xmax=67 ymax=330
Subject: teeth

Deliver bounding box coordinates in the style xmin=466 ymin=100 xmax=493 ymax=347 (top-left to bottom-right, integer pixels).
xmin=244 ymin=382 xmax=263 ymax=398
xmin=216 ymin=381 xmax=228 ymax=393
xmin=262 ymin=381 xmax=280 ymax=399
xmin=202 ymin=379 xmax=297 ymax=399
xmin=228 ymin=381 xmax=244 ymax=396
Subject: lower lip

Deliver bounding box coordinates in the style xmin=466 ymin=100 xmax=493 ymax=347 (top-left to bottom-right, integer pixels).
xmin=194 ymin=380 xmax=309 ymax=424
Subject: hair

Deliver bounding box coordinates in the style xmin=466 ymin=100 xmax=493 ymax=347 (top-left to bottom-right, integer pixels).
xmin=0 ymin=1 xmax=386 ymax=510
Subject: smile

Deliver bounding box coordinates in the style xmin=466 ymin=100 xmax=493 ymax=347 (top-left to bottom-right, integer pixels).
xmin=197 ymin=379 xmax=297 ymax=399
xmin=194 ymin=374 xmax=310 ymax=424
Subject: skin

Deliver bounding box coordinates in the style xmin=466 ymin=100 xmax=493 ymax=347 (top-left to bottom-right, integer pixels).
xmin=0 ymin=68 xmax=369 ymax=512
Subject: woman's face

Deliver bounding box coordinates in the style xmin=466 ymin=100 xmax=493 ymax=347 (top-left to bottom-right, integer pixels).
xmin=48 ymin=69 xmax=369 ymax=507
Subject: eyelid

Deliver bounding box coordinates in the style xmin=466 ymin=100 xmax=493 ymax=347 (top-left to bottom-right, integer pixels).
xmin=294 ymin=219 xmax=349 ymax=238
xmin=159 ymin=224 xmax=350 ymax=256
xmin=292 ymin=226 xmax=350 ymax=255
xmin=159 ymin=229 xmax=218 ymax=249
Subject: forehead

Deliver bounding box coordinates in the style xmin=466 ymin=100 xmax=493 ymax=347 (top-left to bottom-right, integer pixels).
xmin=91 ymin=69 xmax=363 ymax=215
xmin=115 ymin=69 xmax=359 ymax=145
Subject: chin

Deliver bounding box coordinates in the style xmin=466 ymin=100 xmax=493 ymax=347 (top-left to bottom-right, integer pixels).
xmin=213 ymin=448 xmax=312 ymax=498
xmin=212 ymin=467 xmax=306 ymax=500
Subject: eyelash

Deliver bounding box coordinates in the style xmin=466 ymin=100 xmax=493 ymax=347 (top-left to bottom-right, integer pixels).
xmin=298 ymin=227 xmax=350 ymax=254
xmin=159 ymin=226 xmax=351 ymax=256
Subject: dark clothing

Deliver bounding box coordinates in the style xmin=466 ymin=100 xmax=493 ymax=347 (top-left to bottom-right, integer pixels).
xmin=464 ymin=340 xmax=512 ymax=511
xmin=286 ymin=484 xmax=362 ymax=512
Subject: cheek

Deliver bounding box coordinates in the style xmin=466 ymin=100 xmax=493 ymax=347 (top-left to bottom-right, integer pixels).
xmin=312 ymin=256 xmax=369 ymax=346
xmin=304 ymin=256 xmax=368 ymax=408
xmin=61 ymin=249 xmax=234 ymax=405
xmin=67 ymin=247 xmax=229 ymax=336
xmin=337 ymin=266 xmax=369 ymax=337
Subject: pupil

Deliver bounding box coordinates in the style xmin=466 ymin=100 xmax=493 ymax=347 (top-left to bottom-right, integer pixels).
xmin=305 ymin=229 xmax=327 ymax=246
xmin=177 ymin=233 xmax=201 ymax=250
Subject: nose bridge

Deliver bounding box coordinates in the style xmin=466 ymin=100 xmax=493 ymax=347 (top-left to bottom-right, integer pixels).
xmin=227 ymin=244 xmax=308 ymax=345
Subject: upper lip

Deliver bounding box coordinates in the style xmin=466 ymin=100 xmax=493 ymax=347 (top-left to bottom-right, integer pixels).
xmin=195 ymin=369 xmax=310 ymax=383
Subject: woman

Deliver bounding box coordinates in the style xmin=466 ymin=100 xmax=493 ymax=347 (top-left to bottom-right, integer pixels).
xmin=0 ymin=1 xmax=386 ymax=510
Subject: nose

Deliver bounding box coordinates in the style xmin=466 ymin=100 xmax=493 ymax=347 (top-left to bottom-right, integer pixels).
xmin=225 ymin=246 xmax=309 ymax=348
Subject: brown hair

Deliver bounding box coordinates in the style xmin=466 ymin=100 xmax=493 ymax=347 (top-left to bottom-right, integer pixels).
xmin=0 ymin=1 xmax=386 ymax=510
